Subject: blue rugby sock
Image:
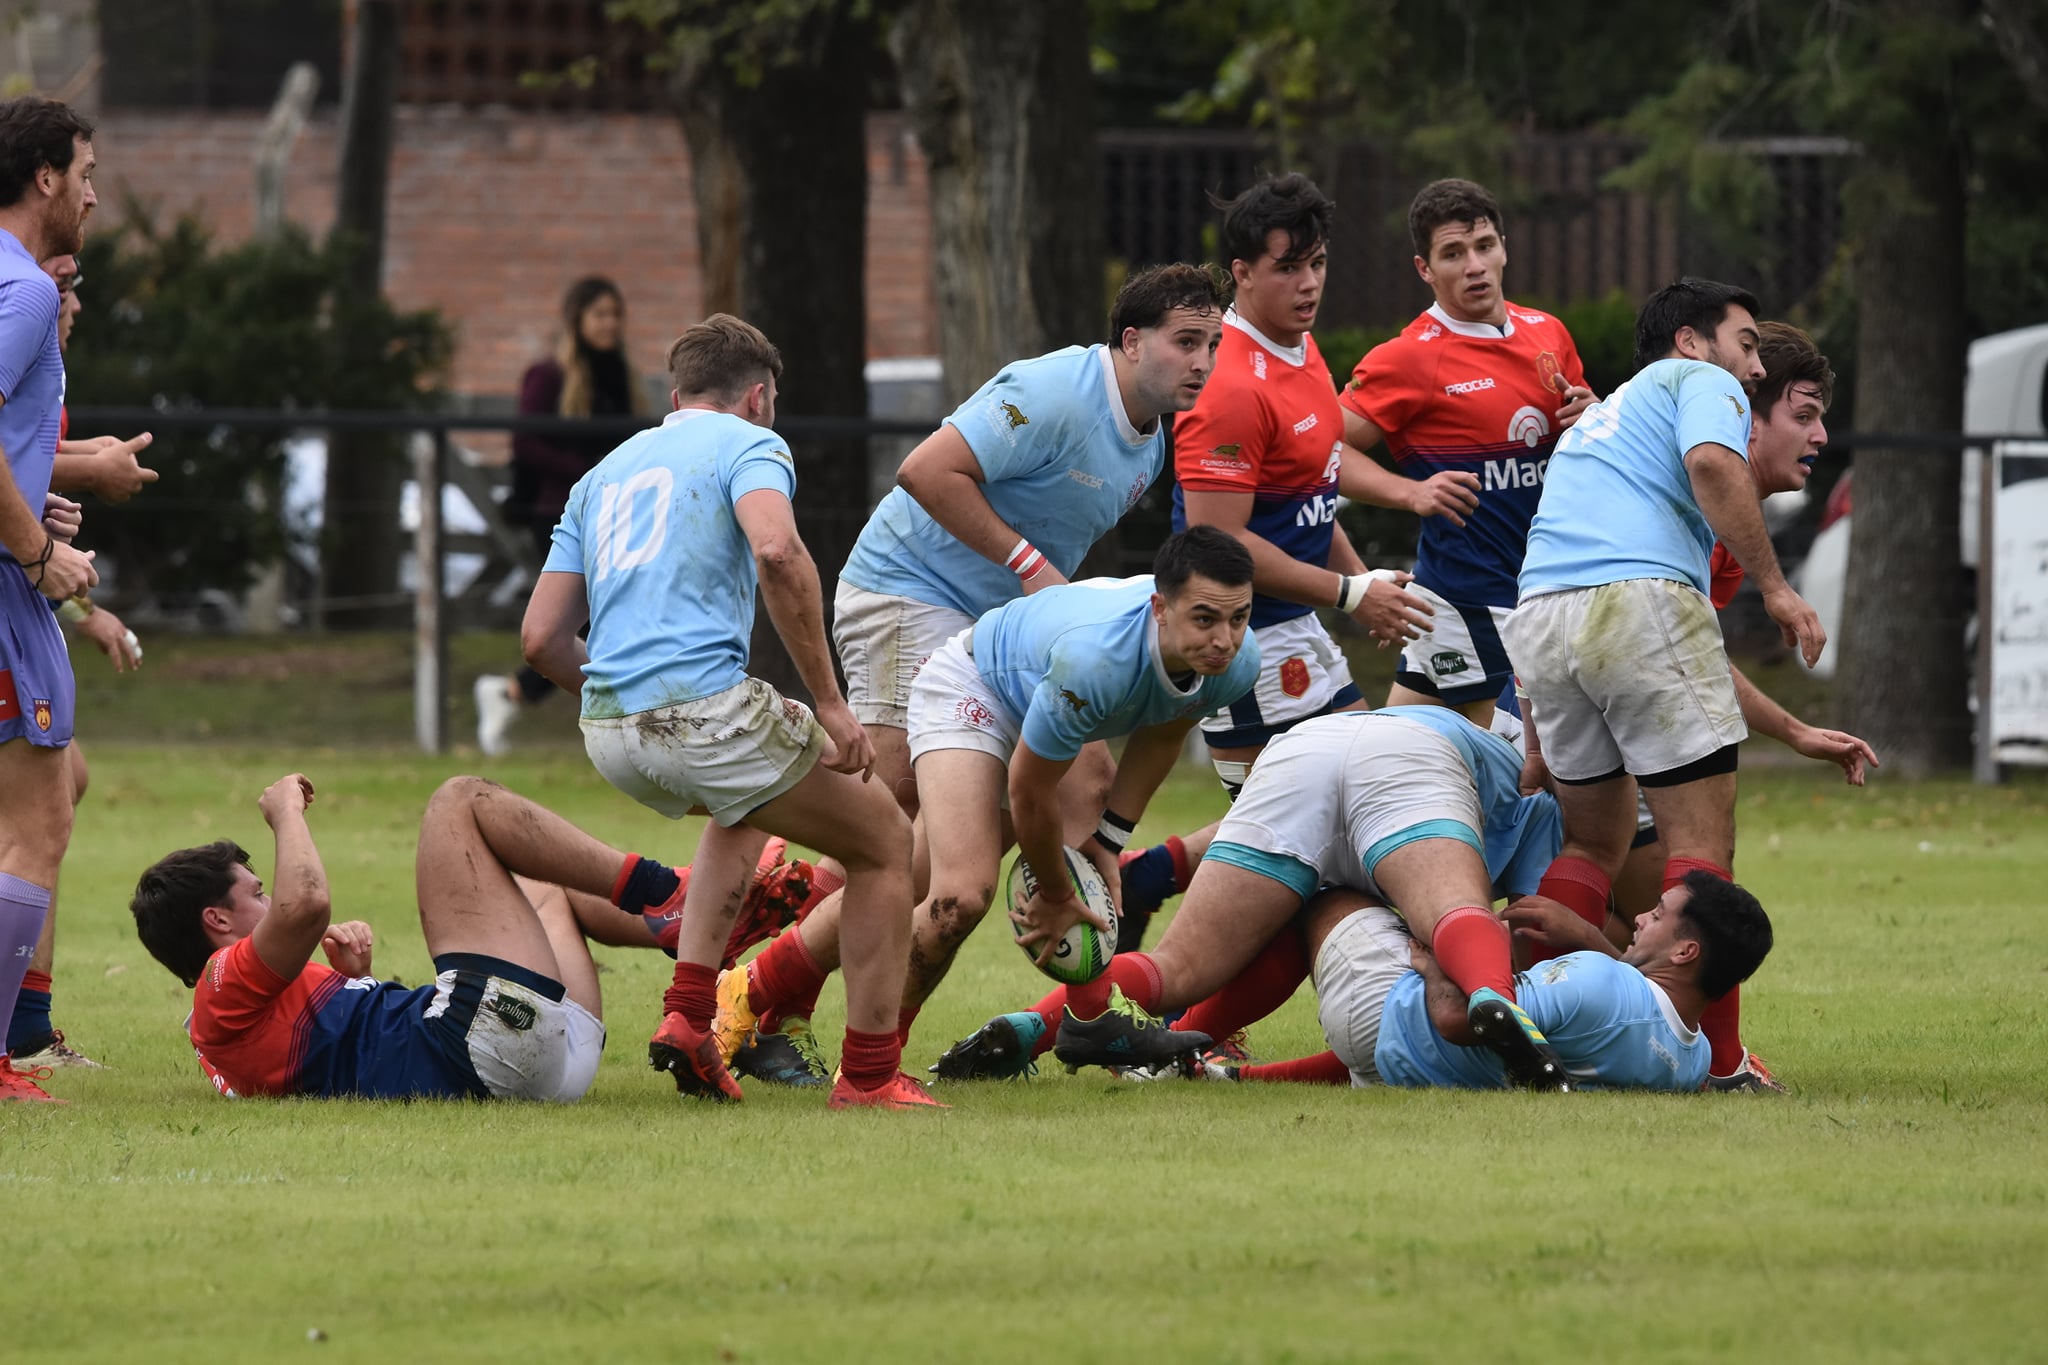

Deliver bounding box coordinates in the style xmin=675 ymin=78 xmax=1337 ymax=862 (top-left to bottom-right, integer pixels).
xmin=0 ymin=873 xmax=52 ymax=1053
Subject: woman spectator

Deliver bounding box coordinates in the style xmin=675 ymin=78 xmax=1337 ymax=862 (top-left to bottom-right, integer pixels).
xmin=475 ymin=276 xmax=647 ymax=755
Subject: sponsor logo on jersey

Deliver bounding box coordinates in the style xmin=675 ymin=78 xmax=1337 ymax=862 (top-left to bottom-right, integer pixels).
xmin=1508 ymin=405 xmax=1550 ymax=448
xmin=1724 ymin=393 xmax=1747 ymax=418
xmin=1510 ymin=308 xmax=1548 ymax=326
xmin=1295 ymin=495 xmax=1340 ymax=527
xmin=32 ymin=698 xmax=51 ymax=731
xmin=1444 ymin=377 xmax=1497 ymax=396
xmin=1279 ymin=656 xmax=1311 ymax=698
xmin=1419 ymin=323 xmax=1443 ymax=342
xmin=1482 ymin=455 xmax=1549 ymax=490
xmin=1125 ymin=474 xmax=1150 ymax=511
xmin=1001 ymin=401 xmax=1031 ymax=429
xmin=1199 ymin=443 xmax=1250 ymax=477
xmin=1067 ymin=468 xmax=1106 ymax=490
xmin=1322 ymin=442 xmax=1343 ymax=484
xmin=1292 ymin=412 xmax=1320 ymax=435
xmin=1252 ymin=351 xmax=1268 ymax=381
xmin=1058 ymin=687 xmax=1090 ymax=715
xmin=1431 ymin=650 xmax=1470 ymax=676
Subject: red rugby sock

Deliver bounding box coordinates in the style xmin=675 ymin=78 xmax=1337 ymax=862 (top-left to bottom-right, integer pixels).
xmin=1430 ymin=906 xmax=1515 ymax=1001
xmin=759 ymin=868 xmax=840 ymax=1032
xmin=1164 ymin=835 xmax=1192 ymax=892
xmin=1026 ymin=985 xmax=1069 ymax=1057
xmin=662 ymin=961 xmax=717 ymax=1031
xmin=800 ymin=864 xmax=845 ymax=915
xmin=1700 ymin=987 xmax=1745 ymax=1076
xmin=1238 ymin=1051 xmax=1350 ymax=1085
xmin=745 ymin=927 xmax=827 ymax=1018
xmin=1060 ymin=952 xmax=1164 ymax=1022
xmin=1538 ymin=856 xmax=1611 ymax=928
xmin=1663 ymin=856 xmax=1731 ymax=892
xmin=840 ymin=1026 xmax=901 ymax=1092
xmin=1175 ymin=931 xmax=1308 ymax=1041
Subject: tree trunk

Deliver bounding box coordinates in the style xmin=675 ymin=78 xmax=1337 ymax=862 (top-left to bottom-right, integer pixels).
xmin=669 ymin=6 xmax=874 ymax=700
xmin=1837 ymin=113 xmax=1972 ymax=774
xmin=893 ymin=0 xmax=1114 ymax=556
xmin=322 ymin=0 xmax=405 ymax=629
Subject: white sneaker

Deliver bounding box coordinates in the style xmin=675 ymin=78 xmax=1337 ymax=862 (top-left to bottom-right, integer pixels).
xmin=474 ymin=675 xmax=519 ymax=756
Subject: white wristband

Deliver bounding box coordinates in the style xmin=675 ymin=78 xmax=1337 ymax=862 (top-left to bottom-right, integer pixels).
xmin=1334 ymin=574 xmax=1368 ymax=613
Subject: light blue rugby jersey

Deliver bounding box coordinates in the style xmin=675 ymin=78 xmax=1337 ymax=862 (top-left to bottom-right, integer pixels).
xmin=1373 ymin=951 xmax=1709 ymax=1092
xmin=0 ymin=229 xmax=63 ymax=530
xmin=1518 ymin=358 xmax=1752 ymax=600
xmin=545 ymin=408 xmax=797 ymax=718
xmin=1356 ymin=706 xmax=1561 ymax=900
xmin=969 ymin=576 xmax=1260 ymax=762
xmin=840 ymin=345 xmax=1164 ymax=617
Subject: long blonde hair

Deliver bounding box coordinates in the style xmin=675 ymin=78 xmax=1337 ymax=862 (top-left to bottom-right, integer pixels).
xmin=553 ymin=276 xmax=648 ymax=417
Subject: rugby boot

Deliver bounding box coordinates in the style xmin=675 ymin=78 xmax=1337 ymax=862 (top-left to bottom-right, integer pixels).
xmin=1053 ymin=988 xmax=1212 ymax=1074
xmin=647 ymin=1012 xmax=743 ymax=1102
xmin=709 ymin=965 xmax=762 ymax=1068
xmin=827 ymin=1070 xmax=950 ymax=1111
xmin=10 ymin=1029 xmax=106 ymax=1070
xmin=0 ymin=1057 xmax=64 ymax=1103
xmin=734 ymin=1016 xmax=831 ymax=1088
xmin=1704 ymin=1050 xmax=1788 ymax=1093
xmin=929 ymin=1012 xmax=1045 ymax=1081
xmin=1466 ymin=987 xmax=1573 ymax=1091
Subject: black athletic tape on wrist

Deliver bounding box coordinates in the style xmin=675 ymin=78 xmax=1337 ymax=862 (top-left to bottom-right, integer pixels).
xmin=1094 ymin=809 xmax=1136 ymax=853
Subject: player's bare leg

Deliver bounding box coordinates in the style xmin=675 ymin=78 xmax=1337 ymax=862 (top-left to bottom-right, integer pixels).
xmin=412 ymin=776 xmax=634 ymax=983
xmin=1638 ymin=773 xmax=1738 ymax=876
xmin=1372 ymin=837 xmax=1570 ymax=1090
xmin=511 ymin=876 xmax=603 ymax=1019
xmin=11 ymin=738 xmax=100 ymax=1071
xmin=869 ymin=722 xmax=919 ymax=820
xmin=901 ymin=749 xmax=1009 ymax=1011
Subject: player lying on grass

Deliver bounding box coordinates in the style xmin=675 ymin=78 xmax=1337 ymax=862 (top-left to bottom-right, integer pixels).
xmin=716 ymin=527 xmax=1261 ymax=1078
xmin=938 ymin=705 xmax=1581 ymax=1088
xmin=1125 ymin=872 xmax=1771 ymax=1091
xmin=129 ymin=772 xmax=751 ymax=1102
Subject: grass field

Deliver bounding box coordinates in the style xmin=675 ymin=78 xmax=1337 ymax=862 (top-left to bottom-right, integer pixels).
xmin=9 ymin=632 xmax=2048 ymax=1363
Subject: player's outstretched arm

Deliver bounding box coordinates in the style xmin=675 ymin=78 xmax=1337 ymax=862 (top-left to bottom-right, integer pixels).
xmin=735 ymin=489 xmax=873 ymax=777
xmin=1504 ymin=895 xmax=1621 ymax=961
xmin=51 ymin=431 xmax=157 ymax=503
xmin=896 ymin=425 xmax=1067 ymax=593
xmin=1685 ymin=441 xmax=1824 ymax=666
xmin=521 ymin=571 xmax=591 ymax=694
xmin=1729 ymin=664 xmax=1878 ymax=785
xmin=248 ymin=773 xmax=336 ymax=982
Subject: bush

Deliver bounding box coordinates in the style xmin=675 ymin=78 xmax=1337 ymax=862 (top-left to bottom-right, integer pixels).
xmin=65 ymin=212 xmax=451 ymax=602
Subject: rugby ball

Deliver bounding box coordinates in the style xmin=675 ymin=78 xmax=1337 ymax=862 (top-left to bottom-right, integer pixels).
xmin=1006 ymin=845 xmax=1119 ymax=986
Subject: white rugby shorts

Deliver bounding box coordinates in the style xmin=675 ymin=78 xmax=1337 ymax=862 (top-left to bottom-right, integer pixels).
xmin=904 ymin=630 xmax=1021 ymax=764
xmin=1312 ymin=904 xmax=1413 ymax=1087
xmin=1200 ymin=612 xmax=1359 ymax=747
xmin=1395 ymin=582 xmax=1516 ymax=705
xmin=424 ymin=963 xmax=607 ymax=1103
xmin=1503 ymin=578 xmax=1747 ymax=783
xmin=1211 ymin=712 xmax=1486 ymax=901
xmin=581 ymin=677 xmax=824 ymax=826
xmin=832 ymin=582 xmax=974 ymax=729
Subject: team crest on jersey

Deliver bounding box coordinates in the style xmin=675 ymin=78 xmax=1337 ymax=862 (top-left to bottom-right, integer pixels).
xmin=1508 ymin=405 xmax=1550 ymax=448
xmin=1724 ymin=393 xmax=1747 ymax=418
xmin=1000 ymin=402 xmax=1030 ymax=429
xmin=1125 ymin=474 xmax=1150 ymax=511
xmin=1278 ymin=657 xmax=1310 ymax=698
xmin=31 ymin=698 xmax=50 ymax=731
xmin=1536 ymin=351 xmax=1564 ymax=394
xmin=1419 ymin=322 xmax=1443 ymax=342
xmin=1058 ymin=687 xmax=1089 ymax=715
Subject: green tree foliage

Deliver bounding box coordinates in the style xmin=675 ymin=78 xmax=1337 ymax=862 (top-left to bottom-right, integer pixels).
xmin=66 ymin=214 xmax=451 ymax=601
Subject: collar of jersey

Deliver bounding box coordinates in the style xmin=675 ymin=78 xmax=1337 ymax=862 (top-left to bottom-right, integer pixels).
xmin=1095 ymin=344 xmax=1151 ymax=446
xmin=1642 ymin=975 xmax=1700 ymax=1043
xmin=1145 ymin=611 xmax=1200 ymax=699
xmin=661 ymin=406 xmax=722 ymax=427
xmin=1426 ymin=302 xmax=1516 ymax=340
xmin=1223 ymin=309 xmax=1309 ymax=368
xmin=0 ymin=228 xmax=32 ymax=266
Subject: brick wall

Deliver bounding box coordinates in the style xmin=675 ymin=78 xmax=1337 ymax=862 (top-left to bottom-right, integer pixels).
xmin=89 ymin=107 xmax=938 ymax=399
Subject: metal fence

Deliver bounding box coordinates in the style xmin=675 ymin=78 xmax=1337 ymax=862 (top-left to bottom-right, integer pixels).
xmin=65 ymin=407 xmax=2036 ymax=775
